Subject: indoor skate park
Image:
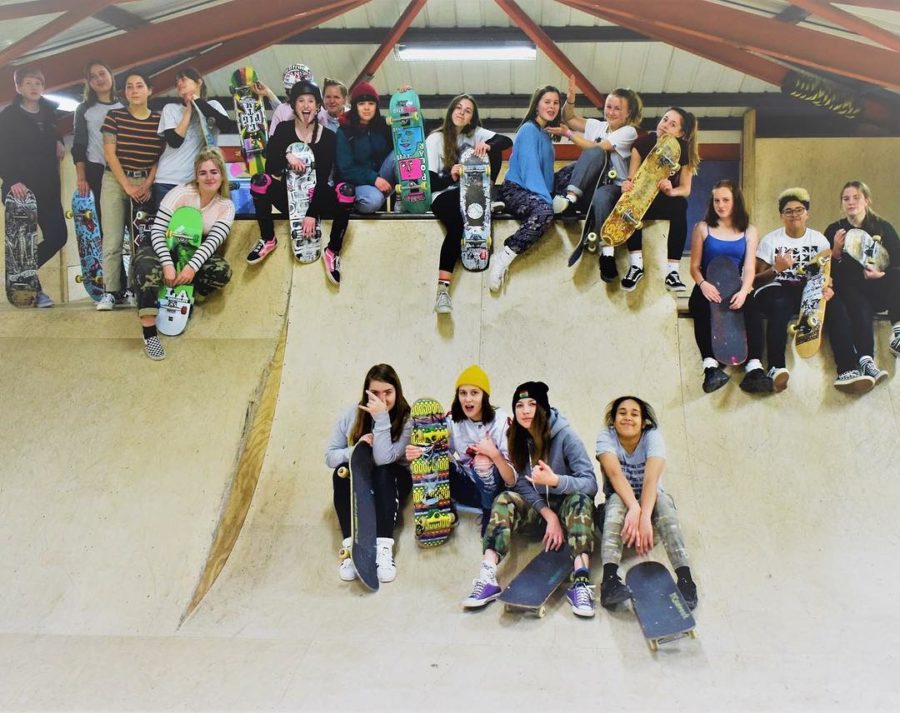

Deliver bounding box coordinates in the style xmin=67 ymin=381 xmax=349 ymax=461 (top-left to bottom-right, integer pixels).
xmin=1 ymin=1 xmax=899 ymax=710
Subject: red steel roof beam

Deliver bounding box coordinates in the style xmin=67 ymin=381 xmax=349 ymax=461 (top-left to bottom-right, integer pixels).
xmin=495 ymin=0 xmax=606 ymax=110
xmin=351 ymin=0 xmax=428 ymax=89
xmin=786 ymin=0 xmax=900 ymax=53
xmin=0 ymin=0 xmax=130 ymax=21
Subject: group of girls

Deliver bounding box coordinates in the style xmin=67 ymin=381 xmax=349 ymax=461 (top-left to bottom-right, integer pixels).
xmin=326 ymin=363 xmax=699 ymax=618
xmin=688 ymin=180 xmax=899 ymax=395
xmin=69 ymin=60 xmax=238 ymax=360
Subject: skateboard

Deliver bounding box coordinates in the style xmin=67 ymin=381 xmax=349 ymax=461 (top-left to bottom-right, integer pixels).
xmin=409 ymin=397 xmax=454 ymax=547
xmin=387 ymin=89 xmax=430 ymax=214
xmin=285 ymin=141 xmax=322 ymax=263
xmin=567 ymin=151 xmax=618 ymax=266
xmin=626 ymin=561 xmax=697 ymax=651
xmin=156 ymin=206 xmax=202 ymax=337
xmin=459 ymin=147 xmax=491 ymax=271
xmin=707 ymin=256 xmax=748 ymax=366
xmin=791 ymin=249 xmax=832 ymax=359
xmin=349 ymin=440 xmax=379 ymax=591
xmin=498 ymin=546 xmax=573 ymax=617
xmin=193 ymin=99 xmax=217 ymax=148
xmin=66 ymin=190 xmax=104 ymax=301
xmin=128 ymin=199 xmax=156 ymax=291
xmin=4 ymin=189 xmax=39 ymax=307
xmin=843 ymin=228 xmax=889 ymax=273
xmin=230 ymin=66 xmax=268 ymax=177
xmin=600 ymin=134 xmax=681 ymax=247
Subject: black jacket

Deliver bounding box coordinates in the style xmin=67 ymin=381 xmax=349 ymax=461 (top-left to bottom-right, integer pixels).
xmin=0 ymin=96 xmax=61 ymax=195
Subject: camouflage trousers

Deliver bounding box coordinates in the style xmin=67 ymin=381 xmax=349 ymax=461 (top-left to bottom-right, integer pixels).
xmin=133 ymin=242 xmax=232 ymax=317
xmin=600 ymin=490 xmax=690 ymax=569
xmin=482 ymin=491 xmax=595 ymax=557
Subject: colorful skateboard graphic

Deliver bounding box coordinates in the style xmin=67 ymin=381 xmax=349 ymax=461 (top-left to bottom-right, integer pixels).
xmin=350 ymin=441 xmax=379 ymax=591
xmin=568 ymin=151 xmax=616 ymax=266
xmin=459 ymin=147 xmax=491 ymax=271
xmin=4 ymin=189 xmax=39 ymax=307
xmin=792 ymin=248 xmax=831 ymax=359
xmin=707 ymin=256 xmax=748 ymax=366
xmin=626 ymin=561 xmax=697 ymax=651
xmin=843 ymin=228 xmax=889 ymax=273
xmin=156 ymin=206 xmax=202 ymax=337
xmin=230 ymin=66 xmax=267 ymax=177
xmin=499 ymin=546 xmax=573 ymax=617
xmin=388 ymin=89 xmax=430 ymax=214
xmin=129 ymin=199 xmax=156 ymax=292
xmin=285 ymin=141 xmax=322 ymax=263
xmin=193 ymin=99 xmax=217 ymax=148
xmin=409 ymin=398 xmax=453 ymax=547
xmin=67 ymin=190 xmax=103 ymax=301
xmin=601 ymin=134 xmax=681 ymax=247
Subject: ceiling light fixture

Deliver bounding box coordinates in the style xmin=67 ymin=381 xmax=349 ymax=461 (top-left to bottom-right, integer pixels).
xmin=397 ymin=42 xmax=536 ymax=61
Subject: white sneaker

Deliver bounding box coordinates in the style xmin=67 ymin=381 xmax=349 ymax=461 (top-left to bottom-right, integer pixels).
xmin=375 ymin=537 xmax=396 ymax=583
xmin=96 ymin=293 xmax=116 ymax=311
xmin=767 ymin=366 xmax=790 ymax=392
xmin=434 ymin=283 xmax=452 ymax=314
xmin=338 ymin=537 xmax=357 ymax=581
xmin=552 ymin=195 xmax=572 ymax=215
xmin=488 ymin=246 xmax=517 ymax=292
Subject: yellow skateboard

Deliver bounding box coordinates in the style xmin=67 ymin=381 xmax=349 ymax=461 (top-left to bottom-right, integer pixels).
xmin=791 ymin=249 xmax=832 ymax=359
xmin=600 ymin=134 xmax=681 ymax=247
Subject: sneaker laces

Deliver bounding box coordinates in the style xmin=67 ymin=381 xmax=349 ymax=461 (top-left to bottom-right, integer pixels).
xmin=469 ymin=577 xmax=492 ymax=599
xmin=572 ymin=578 xmax=595 ymax=607
xmin=376 ymin=544 xmax=394 ymax=567
xmin=625 ymin=265 xmax=642 ymax=280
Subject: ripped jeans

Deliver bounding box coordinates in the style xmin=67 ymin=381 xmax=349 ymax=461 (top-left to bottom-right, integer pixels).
xmin=600 ymin=490 xmax=690 ymax=569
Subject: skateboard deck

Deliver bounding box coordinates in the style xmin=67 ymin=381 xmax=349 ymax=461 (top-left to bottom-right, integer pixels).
xmin=230 ymin=66 xmax=267 ymax=177
xmin=388 ymin=89 xmax=430 ymax=214
xmin=67 ymin=191 xmax=104 ymax=300
xmin=843 ymin=228 xmax=889 ymax=273
xmin=568 ymin=151 xmax=617 ymax=266
xmin=707 ymin=255 xmax=748 ymax=366
xmin=349 ymin=441 xmax=379 ymax=591
xmin=129 ymin=199 xmax=156 ymax=292
xmin=193 ymin=99 xmax=217 ymax=148
xmin=285 ymin=141 xmax=322 ymax=263
xmin=157 ymin=206 xmax=202 ymax=336
xmin=792 ymin=249 xmax=831 ymax=359
xmin=601 ymin=134 xmax=681 ymax=247
xmin=459 ymin=147 xmax=491 ymax=271
xmin=626 ymin=561 xmax=697 ymax=651
xmin=499 ymin=546 xmax=573 ymax=617
xmin=409 ymin=398 xmax=453 ymax=547
xmin=4 ymin=189 xmax=39 ymax=307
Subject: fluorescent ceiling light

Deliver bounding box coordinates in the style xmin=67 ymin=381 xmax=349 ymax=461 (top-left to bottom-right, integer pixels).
xmin=45 ymin=93 xmax=79 ymax=112
xmin=397 ymin=43 xmax=536 ymax=61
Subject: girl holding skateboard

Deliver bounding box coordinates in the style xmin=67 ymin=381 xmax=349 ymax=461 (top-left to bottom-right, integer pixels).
xmin=134 ymin=147 xmax=234 ymax=361
xmin=550 ymin=78 xmax=642 ymax=281
xmin=245 ymin=80 xmax=350 ymax=285
xmin=326 ymin=364 xmax=413 ymax=584
xmin=97 ymin=69 xmax=165 ymax=312
xmin=596 ymin=395 xmax=698 ymax=610
xmin=153 ymin=67 xmax=233 ymax=205
xmin=72 ymin=60 xmax=122 ymax=229
xmin=621 ymin=107 xmax=700 ymax=292
xmin=688 ymin=181 xmax=772 ymax=394
xmin=824 ymin=180 xmax=900 ymax=384
xmin=489 ymin=86 xmax=568 ymax=291
xmin=426 ymin=95 xmax=512 ymax=313
xmin=462 ymin=381 xmax=598 ymax=618
xmin=405 ymin=365 xmax=514 ymax=534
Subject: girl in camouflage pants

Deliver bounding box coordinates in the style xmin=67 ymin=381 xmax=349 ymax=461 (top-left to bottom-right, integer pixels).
xmin=461 ymin=381 xmax=599 ymax=618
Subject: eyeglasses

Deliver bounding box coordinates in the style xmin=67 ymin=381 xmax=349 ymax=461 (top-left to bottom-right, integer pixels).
xmin=781 ymin=208 xmax=806 ymax=217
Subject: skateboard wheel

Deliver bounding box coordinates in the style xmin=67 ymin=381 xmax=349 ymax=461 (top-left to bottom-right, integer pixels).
xmin=817 ymin=256 xmax=828 ymax=267
xmin=649 ymin=640 xmax=659 ymax=652
xmin=75 ymin=275 xmax=83 ymax=283
xmin=504 ymin=604 xmax=513 ymax=613
xmin=689 ymin=630 xmax=698 ymax=639
xmin=808 ymin=316 xmax=819 ymax=328
xmin=873 ymin=235 xmax=882 ymax=243
xmin=537 ymin=606 xmax=546 ymax=618
xmin=337 ymin=466 xmax=349 ymax=478
xmin=394 ymin=185 xmax=401 ymax=195
xmin=586 ymin=233 xmax=598 ymax=252
xmin=607 ymin=169 xmax=617 ymax=180
xmin=65 ymin=210 xmax=73 ymax=219
xmin=789 ymin=323 xmax=798 ymax=335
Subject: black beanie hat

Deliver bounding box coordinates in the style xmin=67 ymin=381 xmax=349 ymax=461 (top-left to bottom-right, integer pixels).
xmin=512 ymin=381 xmax=550 ymax=414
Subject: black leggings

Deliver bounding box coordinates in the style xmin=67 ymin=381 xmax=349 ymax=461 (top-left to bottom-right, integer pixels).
xmin=626 ymin=193 xmax=688 ymax=261
xmin=688 ymin=285 xmax=766 ymax=362
xmin=433 ymin=188 xmax=464 ymax=273
xmin=833 ymin=265 xmax=900 ymax=358
xmin=252 ymin=178 xmax=350 ymax=253
xmin=82 ymin=161 xmax=106 ymax=228
xmin=332 ymin=462 xmax=412 ymax=539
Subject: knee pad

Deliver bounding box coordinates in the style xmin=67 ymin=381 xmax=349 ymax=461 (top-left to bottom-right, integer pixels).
xmin=249 ymin=173 xmax=272 ymax=196
xmin=335 ymin=182 xmax=356 ymax=205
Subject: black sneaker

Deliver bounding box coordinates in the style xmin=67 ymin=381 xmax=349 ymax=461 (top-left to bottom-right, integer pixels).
xmin=677 ymin=575 xmax=698 ymax=610
xmin=246 ymin=237 xmax=277 ymax=264
xmin=739 ymin=368 xmax=774 ymax=394
xmin=599 ymin=254 xmax=618 ymax=283
xmin=600 ymin=574 xmax=632 ymax=609
xmin=490 ymin=185 xmax=505 ymax=213
xmin=702 ymin=366 xmax=729 ymax=393
xmin=664 ymin=270 xmax=687 ymax=292
xmin=621 ymin=265 xmax=644 ymax=291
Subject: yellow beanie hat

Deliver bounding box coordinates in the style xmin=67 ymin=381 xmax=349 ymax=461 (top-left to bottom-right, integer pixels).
xmin=455 ymin=364 xmax=490 ymax=395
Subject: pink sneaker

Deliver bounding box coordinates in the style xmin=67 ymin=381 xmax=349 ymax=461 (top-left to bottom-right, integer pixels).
xmin=246 ymin=237 xmax=277 ymax=264
xmin=323 ymin=247 xmax=341 ymax=285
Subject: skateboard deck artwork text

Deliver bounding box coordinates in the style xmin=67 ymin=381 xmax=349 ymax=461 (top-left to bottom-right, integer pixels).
xmin=285 ymin=141 xmax=322 ymax=263
xmin=156 ymin=206 xmax=203 ymax=337
xmin=388 ymin=89 xmax=430 ymax=214
xmin=230 ymin=66 xmax=267 ymax=177
xmin=4 ymin=189 xmax=39 ymax=307
xmin=459 ymin=147 xmax=491 ymax=272
xmin=409 ymin=398 xmax=453 ymax=547
xmin=67 ymin=190 xmax=104 ymax=301
xmin=792 ymin=249 xmax=831 ymax=359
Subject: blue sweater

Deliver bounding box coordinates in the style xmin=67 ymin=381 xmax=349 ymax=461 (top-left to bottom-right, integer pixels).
xmin=504 ymin=121 xmax=554 ymax=204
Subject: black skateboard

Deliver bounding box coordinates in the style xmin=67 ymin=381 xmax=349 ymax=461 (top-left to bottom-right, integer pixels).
xmin=707 ymin=255 xmax=748 ymax=366
xmin=626 ymin=561 xmax=696 ymax=651
xmin=498 ymin=545 xmax=572 ymax=617
xmin=567 ymin=151 xmax=617 ymax=267
xmin=350 ymin=441 xmax=379 ymax=591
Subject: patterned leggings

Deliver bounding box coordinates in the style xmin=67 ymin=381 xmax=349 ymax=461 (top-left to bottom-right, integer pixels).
xmin=482 ymin=491 xmax=595 ymax=558
xmin=133 ymin=242 xmax=232 ymax=317
xmin=499 ymin=175 xmax=566 ymax=255
xmin=600 ymin=490 xmax=689 ymax=568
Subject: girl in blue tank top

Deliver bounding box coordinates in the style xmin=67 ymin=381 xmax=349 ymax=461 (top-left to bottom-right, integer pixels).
xmin=688 ymin=180 xmax=772 ymax=394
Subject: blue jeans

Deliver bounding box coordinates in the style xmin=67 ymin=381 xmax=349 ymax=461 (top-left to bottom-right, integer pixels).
xmin=352 ymin=153 xmax=396 ymax=214
xmin=449 ymin=462 xmax=503 ymax=535
xmin=152 ymin=183 xmax=176 ymax=207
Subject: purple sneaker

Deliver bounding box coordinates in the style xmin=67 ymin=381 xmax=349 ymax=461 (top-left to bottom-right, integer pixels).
xmin=461 ymin=577 xmax=501 ymax=609
xmin=566 ymin=576 xmax=596 ymax=617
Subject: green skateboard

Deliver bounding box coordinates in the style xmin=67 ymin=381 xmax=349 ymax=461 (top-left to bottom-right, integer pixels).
xmin=387 ymin=89 xmax=430 ymax=214
xmin=157 ymin=206 xmax=203 ymax=336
